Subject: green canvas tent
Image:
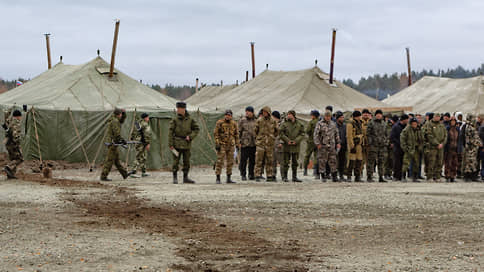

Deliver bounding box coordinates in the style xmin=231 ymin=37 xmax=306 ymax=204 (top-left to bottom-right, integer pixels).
xmin=0 ymin=57 xmax=222 ymax=169
xmin=186 ymin=84 xmax=237 ymax=106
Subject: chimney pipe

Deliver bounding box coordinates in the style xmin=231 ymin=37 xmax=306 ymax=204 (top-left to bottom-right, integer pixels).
xmin=250 ymin=42 xmax=255 ymax=78
xmin=109 ymin=19 xmax=120 ymax=78
xmin=329 ymin=29 xmax=337 ymax=84
xmin=246 ymin=70 xmax=249 ymax=82
xmin=266 ymin=63 xmax=268 ymax=70
xmin=236 ymin=80 xmax=239 ymax=86
xmin=44 ymin=33 xmax=52 ymax=69
xmin=221 ymin=80 xmax=223 ymax=87
xmin=60 ymin=56 xmax=63 ymax=62
xmin=195 ymin=78 xmax=199 ymax=92
xmin=406 ymin=47 xmax=412 ymax=86
xmin=315 ymin=59 xmax=318 ymax=66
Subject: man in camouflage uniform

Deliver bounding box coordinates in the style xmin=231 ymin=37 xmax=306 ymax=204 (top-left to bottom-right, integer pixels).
xmin=384 ymin=114 xmax=397 ymax=179
xmin=366 ymin=109 xmax=389 ymax=182
xmin=254 ymin=106 xmax=278 ymax=182
xmin=169 ymin=102 xmax=199 ymax=184
xmin=303 ymin=110 xmax=320 ymax=176
xmin=400 ymin=118 xmax=424 ymax=182
xmin=214 ymin=109 xmax=239 ymax=184
xmin=101 ymin=108 xmax=129 ymax=181
xmin=3 ymin=109 xmax=23 ymax=179
xmin=361 ymin=109 xmax=371 ymax=175
xmin=129 ymin=113 xmax=152 ymax=178
xmin=346 ymin=111 xmax=364 ymax=182
xmin=335 ymin=111 xmax=347 ymax=181
xmin=463 ymin=115 xmax=482 ymax=181
xmin=314 ymin=110 xmax=341 ymax=182
xmin=238 ymin=106 xmax=256 ymax=181
xmin=423 ymin=113 xmax=447 ymax=182
xmin=279 ymin=110 xmax=304 ymax=182
xmin=271 ymin=111 xmax=283 ymax=180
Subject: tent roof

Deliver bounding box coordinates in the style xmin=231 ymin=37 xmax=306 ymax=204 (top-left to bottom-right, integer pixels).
xmin=186 ymin=66 xmax=384 ymax=116
xmin=185 ymin=84 xmax=237 ymax=105
xmin=383 ymin=76 xmax=484 ymax=114
xmin=0 ymin=57 xmax=177 ymax=112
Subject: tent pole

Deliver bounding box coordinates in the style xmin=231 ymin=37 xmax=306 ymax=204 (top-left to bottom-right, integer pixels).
xmin=406 ymin=47 xmax=412 ymax=86
xmin=92 ymin=114 xmax=111 ymax=168
xmin=125 ymin=109 xmax=137 ymax=166
xmin=109 ymin=20 xmax=120 ymax=78
xmin=44 ymin=34 xmax=52 ymax=69
xmin=158 ymin=118 xmax=163 ymax=167
xmin=329 ymin=29 xmax=336 ymax=84
xmin=31 ymin=108 xmax=43 ymax=166
xmin=68 ymin=108 xmax=91 ymax=171
xmin=250 ymin=42 xmax=256 ymax=78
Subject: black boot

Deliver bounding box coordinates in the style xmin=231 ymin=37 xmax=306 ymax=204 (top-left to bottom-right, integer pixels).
xmin=355 ymin=175 xmax=362 ymax=182
xmin=320 ymin=173 xmax=327 ymax=182
xmin=292 ymin=171 xmax=302 ymax=182
xmin=183 ymin=172 xmax=196 ymax=184
xmin=367 ymin=175 xmax=374 ymax=182
xmin=226 ymin=174 xmax=236 ymax=184
xmin=4 ymin=166 xmax=16 ymax=179
xmin=241 ymin=175 xmax=247 ymax=181
xmin=303 ymin=168 xmax=308 ymax=176
xmin=282 ymin=170 xmax=289 ymax=182
xmin=332 ymin=172 xmax=339 ymax=182
xmin=216 ymin=174 xmax=221 ymax=184
xmin=413 ymin=174 xmax=420 ymax=183
xmin=379 ymin=176 xmax=387 ymax=183
xmin=472 ymin=172 xmax=479 ymax=182
xmin=173 ymin=172 xmax=178 ymax=184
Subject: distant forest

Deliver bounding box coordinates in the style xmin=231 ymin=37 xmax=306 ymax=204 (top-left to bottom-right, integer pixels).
xmin=2 ymin=64 xmax=483 ymax=101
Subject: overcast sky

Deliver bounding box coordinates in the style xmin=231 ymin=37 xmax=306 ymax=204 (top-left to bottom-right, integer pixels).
xmin=1 ymin=0 xmax=483 ymax=86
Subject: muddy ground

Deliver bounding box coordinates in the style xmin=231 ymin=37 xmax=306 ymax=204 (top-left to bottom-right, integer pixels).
xmin=0 ymin=166 xmax=483 ymax=271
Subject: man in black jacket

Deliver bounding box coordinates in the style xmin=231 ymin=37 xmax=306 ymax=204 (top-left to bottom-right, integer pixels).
xmin=390 ymin=114 xmax=409 ymax=181
xmin=335 ymin=111 xmax=347 ymax=181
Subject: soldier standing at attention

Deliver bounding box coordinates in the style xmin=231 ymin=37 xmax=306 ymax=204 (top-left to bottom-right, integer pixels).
xmin=254 ymin=106 xmax=278 ymax=182
xmin=313 ymin=110 xmax=341 ymax=182
xmin=3 ymin=109 xmax=23 ymax=179
xmin=238 ymin=106 xmax=257 ymax=181
xmin=169 ymin=102 xmax=199 ymax=184
xmin=384 ymin=114 xmax=397 ymax=180
xmin=129 ymin=113 xmax=152 ymax=178
xmin=346 ymin=111 xmax=364 ymax=182
xmin=303 ymin=110 xmax=320 ymax=176
xmin=214 ymin=109 xmax=239 ymax=184
xmin=279 ymin=110 xmax=305 ymax=182
xmin=400 ymin=118 xmax=424 ymax=182
xmin=462 ymin=115 xmax=482 ymax=181
xmin=101 ymin=108 xmax=129 ymax=181
xmin=335 ymin=111 xmax=347 ymax=181
xmin=423 ymin=113 xmax=447 ymax=182
xmin=366 ymin=109 xmax=389 ymax=182
xmin=361 ymin=109 xmax=372 ymax=175
xmin=271 ymin=111 xmax=283 ymax=181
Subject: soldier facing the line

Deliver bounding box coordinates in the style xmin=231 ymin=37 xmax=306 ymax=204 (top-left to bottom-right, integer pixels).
xmin=214 ymin=109 xmax=239 ymax=184
xmin=101 ymin=108 xmax=129 ymax=181
xmin=129 ymin=113 xmax=152 ymax=178
xmin=3 ymin=109 xmax=23 ymax=179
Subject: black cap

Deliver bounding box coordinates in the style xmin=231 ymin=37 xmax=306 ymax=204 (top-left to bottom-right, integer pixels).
xmin=325 ymin=105 xmax=333 ymax=112
xmin=225 ymin=109 xmax=233 ymax=116
xmin=245 ymin=106 xmax=254 ymax=113
xmin=444 ymin=112 xmax=451 ymax=118
xmin=114 ymin=108 xmax=123 ymax=115
xmin=400 ymin=114 xmax=409 ymax=121
xmin=12 ymin=110 xmax=21 ymax=117
xmin=310 ymin=110 xmax=320 ymax=117
xmin=410 ymin=117 xmax=418 ymax=124
xmin=375 ymin=109 xmax=383 ymax=116
xmin=362 ymin=108 xmax=371 ymax=114
xmin=391 ymin=115 xmax=399 ymax=123
xmin=428 ymin=112 xmax=434 ymax=120
xmin=352 ymin=110 xmax=362 ymax=117
xmin=141 ymin=113 xmax=149 ymax=119
xmin=272 ymin=111 xmax=281 ymax=119
xmin=176 ymin=101 xmax=186 ymax=108
xmin=335 ymin=111 xmax=344 ymax=119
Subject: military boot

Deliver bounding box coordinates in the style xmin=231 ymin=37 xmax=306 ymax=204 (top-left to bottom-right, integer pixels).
xmin=183 ymin=172 xmax=196 ymax=184
xmin=320 ymin=173 xmax=327 ymax=182
xmin=241 ymin=175 xmax=247 ymax=181
xmin=255 ymin=176 xmax=263 ymax=182
xmin=226 ymin=174 xmax=236 ymax=184
xmin=4 ymin=166 xmax=16 ymax=179
xmin=292 ymin=171 xmax=302 ymax=182
xmin=100 ymin=177 xmax=112 ymax=181
xmin=367 ymin=175 xmax=374 ymax=182
xmin=379 ymin=176 xmax=387 ymax=183
xmin=216 ymin=174 xmax=221 ymax=184
xmin=332 ymin=172 xmax=339 ymax=182
xmin=412 ymin=174 xmax=420 ymax=183
xmin=141 ymin=172 xmax=150 ymax=177
xmin=303 ymin=168 xmax=308 ymax=176
xmin=355 ymin=175 xmax=362 ymax=182
xmin=173 ymin=172 xmax=178 ymax=184
xmin=121 ymin=170 xmax=129 ymax=180
xmin=282 ymin=170 xmax=289 ymax=182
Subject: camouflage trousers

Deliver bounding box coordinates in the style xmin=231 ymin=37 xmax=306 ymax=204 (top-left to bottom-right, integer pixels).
xmin=215 ymin=145 xmax=235 ymax=175
xmin=272 ymin=150 xmax=283 ymax=177
xmin=367 ymin=146 xmax=386 ymax=177
xmin=384 ymin=146 xmax=393 ymax=176
xmin=463 ymin=146 xmax=479 ymax=174
xmin=255 ymin=145 xmax=273 ymax=177
xmin=317 ymin=146 xmax=337 ymax=174
xmin=172 ymin=148 xmax=191 ymax=173
xmin=132 ymin=144 xmax=148 ymax=173
xmin=303 ymin=143 xmax=317 ymax=169
xmin=444 ymin=149 xmax=458 ymax=178
xmin=426 ymin=147 xmax=444 ymax=179
xmin=6 ymin=144 xmax=23 ymax=174
xmin=402 ymin=151 xmax=420 ymax=177
xmin=101 ymin=146 xmax=128 ymax=179
xmin=282 ymin=152 xmax=299 ymax=175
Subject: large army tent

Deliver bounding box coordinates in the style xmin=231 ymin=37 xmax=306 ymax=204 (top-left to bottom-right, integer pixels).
xmin=0 ymin=57 xmax=222 ymax=169
xmin=186 ymin=84 xmax=237 ymax=106
xmin=186 ymin=66 xmax=385 ymax=119
xmin=383 ymin=76 xmax=484 ymax=114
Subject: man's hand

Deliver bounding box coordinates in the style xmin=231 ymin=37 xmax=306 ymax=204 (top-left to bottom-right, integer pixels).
xmin=336 ymin=144 xmax=341 ymax=149
xmin=317 ymin=144 xmax=322 ymax=149
xmin=170 ymin=146 xmax=174 ymax=150
xmin=438 ymin=143 xmax=443 ymax=149
xmin=145 ymin=144 xmax=150 ymax=151
xmin=278 ymin=144 xmax=283 ymax=148
xmin=186 ymin=136 xmax=191 ymax=141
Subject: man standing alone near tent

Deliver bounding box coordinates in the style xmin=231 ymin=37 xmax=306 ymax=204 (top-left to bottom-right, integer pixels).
xmin=128 ymin=113 xmax=152 ymax=178
xmin=101 ymin=108 xmax=129 ymax=181
xmin=169 ymin=102 xmax=199 ymax=184
xmin=254 ymin=106 xmax=278 ymax=182
xmin=214 ymin=109 xmax=239 ymax=184
xmin=3 ymin=109 xmax=23 ymax=179
xmin=238 ymin=106 xmax=257 ymax=181
xmin=279 ymin=110 xmax=304 ymax=182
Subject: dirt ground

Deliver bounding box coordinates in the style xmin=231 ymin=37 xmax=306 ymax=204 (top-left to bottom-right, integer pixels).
xmin=1 ymin=165 xmax=484 ymax=271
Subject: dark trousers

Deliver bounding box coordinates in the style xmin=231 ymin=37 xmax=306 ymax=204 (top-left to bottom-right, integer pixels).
xmin=337 ymin=148 xmax=347 ymax=176
xmin=172 ymin=148 xmax=191 ymax=173
xmin=393 ymin=146 xmax=404 ymax=180
xmin=239 ymin=146 xmax=256 ymax=178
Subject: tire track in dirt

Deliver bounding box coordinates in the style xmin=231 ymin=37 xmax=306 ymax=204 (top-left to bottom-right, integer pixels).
xmin=17 ymin=174 xmax=309 ymax=271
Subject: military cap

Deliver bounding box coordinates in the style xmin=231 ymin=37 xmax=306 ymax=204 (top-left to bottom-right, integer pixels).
xmin=224 ymin=109 xmax=233 ymax=116
xmin=434 ymin=112 xmax=441 ymax=117
xmin=272 ymin=111 xmax=281 ymax=119
xmin=352 ymin=110 xmax=362 ymax=117
xmin=176 ymin=101 xmax=186 ymax=108
xmin=287 ymin=110 xmax=296 ymax=117
xmin=335 ymin=111 xmax=344 ymax=119
xmin=12 ymin=110 xmax=21 ymax=117
xmin=245 ymin=106 xmax=254 ymax=113
xmin=325 ymin=105 xmax=333 ymax=112
xmin=262 ymin=106 xmax=271 ymax=114
xmin=375 ymin=109 xmax=383 ymax=116
xmin=113 ymin=108 xmax=123 ymax=115
xmin=391 ymin=115 xmax=399 ymax=122
xmin=141 ymin=113 xmax=149 ymax=119
xmin=362 ymin=109 xmax=371 ymax=114
xmin=409 ymin=117 xmax=418 ymax=124
xmin=466 ymin=114 xmax=474 ymax=122
xmin=310 ymin=110 xmax=320 ymax=117
xmin=400 ymin=114 xmax=409 ymax=121
xmin=324 ymin=110 xmax=332 ymax=117
xmin=444 ymin=112 xmax=451 ymax=118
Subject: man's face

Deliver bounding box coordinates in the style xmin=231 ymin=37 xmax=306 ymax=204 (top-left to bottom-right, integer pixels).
xmin=354 ymin=116 xmax=361 ymax=121
xmin=337 ymin=116 xmax=344 ymax=123
xmin=363 ymin=113 xmax=370 ymax=120
xmin=444 ymin=116 xmax=450 ymax=121
xmin=143 ymin=116 xmax=149 ymax=122
xmin=225 ymin=114 xmax=232 ymax=121
xmin=262 ymin=111 xmax=269 ymax=118
xmin=402 ymin=119 xmax=408 ymax=125
xmin=246 ymin=111 xmax=253 ymax=118
xmin=324 ymin=114 xmax=331 ymax=121
xmin=116 ymin=113 xmax=122 ymax=119
xmin=287 ymin=113 xmax=295 ymax=121
xmin=375 ymin=113 xmax=383 ymax=120
xmin=176 ymin=107 xmax=186 ymax=115
xmin=433 ymin=116 xmax=440 ymax=122
xmin=416 ymin=115 xmax=423 ymax=123
xmin=457 ymin=115 xmax=463 ymax=121
xmin=411 ymin=122 xmax=418 ymax=129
